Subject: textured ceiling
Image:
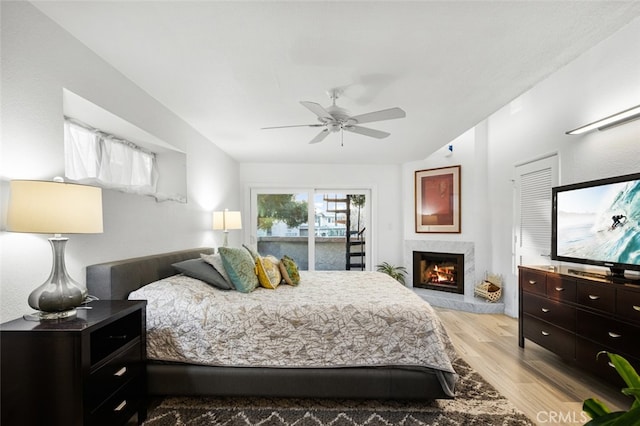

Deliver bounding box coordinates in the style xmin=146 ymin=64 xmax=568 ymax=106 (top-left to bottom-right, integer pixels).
xmin=32 ymin=1 xmax=640 ymax=164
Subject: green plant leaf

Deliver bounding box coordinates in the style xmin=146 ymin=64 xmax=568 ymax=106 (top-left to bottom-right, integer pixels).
xmin=621 ymin=387 xmax=640 ymax=399
xmin=605 ymin=353 xmax=640 ymax=402
xmin=584 ymin=398 xmax=611 ymax=419
xmin=586 ymin=406 xmax=640 ymax=426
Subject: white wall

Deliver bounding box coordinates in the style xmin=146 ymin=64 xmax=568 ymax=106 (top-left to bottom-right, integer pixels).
xmin=486 ymin=16 xmax=640 ymax=317
xmin=0 ymin=2 xmax=240 ymax=321
xmin=239 ymin=163 xmax=403 ymax=268
xmin=401 ymin=127 xmax=493 ymax=292
xmin=401 ymin=16 xmax=640 ymax=317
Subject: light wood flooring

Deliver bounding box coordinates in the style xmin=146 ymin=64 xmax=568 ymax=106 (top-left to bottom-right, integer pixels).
xmin=435 ymin=307 xmax=632 ymax=425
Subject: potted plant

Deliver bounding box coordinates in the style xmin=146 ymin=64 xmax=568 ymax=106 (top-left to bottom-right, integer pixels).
xmin=583 ymin=352 xmax=640 ymax=425
xmin=376 ymin=262 xmax=407 ymax=285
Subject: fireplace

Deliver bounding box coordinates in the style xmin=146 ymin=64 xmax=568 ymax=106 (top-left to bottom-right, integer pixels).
xmin=413 ymin=251 xmax=464 ymax=294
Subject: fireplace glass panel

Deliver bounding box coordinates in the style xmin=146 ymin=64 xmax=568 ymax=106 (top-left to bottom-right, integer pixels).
xmin=413 ymin=251 xmax=464 ymax=294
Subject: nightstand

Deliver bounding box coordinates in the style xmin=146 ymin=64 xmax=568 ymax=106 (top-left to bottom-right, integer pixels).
xmin=1 ymin=300 xmax=147 ymax=426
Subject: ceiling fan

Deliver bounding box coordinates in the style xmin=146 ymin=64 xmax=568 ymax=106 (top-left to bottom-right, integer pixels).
xmin=262 ymin=89 xmax=406 ymax=145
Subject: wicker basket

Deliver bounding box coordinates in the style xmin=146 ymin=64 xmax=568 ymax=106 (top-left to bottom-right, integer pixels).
xmin=474 ymin=280 xmax=502 ymax=303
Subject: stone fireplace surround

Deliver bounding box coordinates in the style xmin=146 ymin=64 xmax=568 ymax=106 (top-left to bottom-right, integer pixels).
xmin=404 ymin=240 xmax=503 ymax=314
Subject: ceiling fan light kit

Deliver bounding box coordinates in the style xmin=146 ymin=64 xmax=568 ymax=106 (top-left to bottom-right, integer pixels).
xmin=262 ymin=89 xmax=406 ymax=146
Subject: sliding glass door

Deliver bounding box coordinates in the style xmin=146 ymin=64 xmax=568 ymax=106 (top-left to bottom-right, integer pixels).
xmin=250 ymin=188 xmax=370 ymax=271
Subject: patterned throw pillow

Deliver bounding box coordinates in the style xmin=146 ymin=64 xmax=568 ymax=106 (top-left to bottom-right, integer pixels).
xmin=242 ymin=244 xmax=261 ymax=261
xmin=256 ymin=255 xmax=282 ymax=289
xmin=201 ymin=253 xmax=234 ymax=288
xmin=279 ymin=255 xmax=300 ymax=286
xmin=218 ymin=247 xmax=259 ymax=293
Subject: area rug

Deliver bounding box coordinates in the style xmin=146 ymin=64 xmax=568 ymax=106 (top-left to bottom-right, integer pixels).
xmin=142 ymin=358 xmax=534 ymax=425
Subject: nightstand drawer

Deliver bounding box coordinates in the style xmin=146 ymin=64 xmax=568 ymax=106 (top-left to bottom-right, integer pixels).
xmin=91 ymin=309 xmax=143 ymax=366
xmin=523 ymin=292 xmax=575 ymax=331
xmin=523 ymin=315 xmax=575 ymax=360
xmin=576 ymin=310 xmax=640 ymax=358
xmin=87 ymin=340 xmax=143 ymax=412
xmin=88 ymin=377 xmax=143 ymax=426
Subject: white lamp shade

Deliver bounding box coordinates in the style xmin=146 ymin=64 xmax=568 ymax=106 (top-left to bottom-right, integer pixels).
xmin=213 ymin=210 xmax=242 ymax=231
xmin=7 ymin=180 xmax=103 ymax=234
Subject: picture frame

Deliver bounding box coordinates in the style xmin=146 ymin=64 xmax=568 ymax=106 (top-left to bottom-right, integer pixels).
xmin=415 ymin=165 xmax=461 ymax=233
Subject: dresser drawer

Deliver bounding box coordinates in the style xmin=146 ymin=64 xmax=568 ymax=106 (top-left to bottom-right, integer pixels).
xmin=86 ymin=340 xmax=143 ymax=412
xmin=575 ymin=338 xmax=628 ymax=388
xmin=523 ymin=315 xmax=575 ymax=360
xmin=546 ymin=275 xmax=576 ymax=302
xmin=577 ymin=282 xmax=615 ymax=313
xmin=520 ymin=269 xmax=547 ymax=296
xmin=617 ymin=287 xmax=640 ymax=324
xmin=522 ymin=292 xmax=575 ymax=332
xmin=576 ymin=310 xmax=640 ymax=358
xmin=87 ymin=377 xmax=143 ymax=426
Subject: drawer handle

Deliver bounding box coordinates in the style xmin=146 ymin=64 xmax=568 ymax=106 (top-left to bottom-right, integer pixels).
xmin=588 ymin=295 xmax=600 ymax=300
xmin=114 ymin=400 xmax=127 ymax=412
xmin=541 ymin=331 xmax=550 ymax=336
xmin=114 ymin=367 xmax=127 ymax=377
xmin=528 ymin=280 xmax=537 ymax=285
xmin=541 ymin=308 xmax=550 ymax=313
xmin=608 ymin=332 xmax=622 ymax=338
xmin=633 ymin=305 xmax=640 ymax=312
xmin=109 ymin=334 xmax=128 ymax=340
xmin=555 ymin=287 xmax=565 ymax=292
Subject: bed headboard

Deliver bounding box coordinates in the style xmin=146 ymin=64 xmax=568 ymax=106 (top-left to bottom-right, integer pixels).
xmin=86 ymin=247 xmax=215 ymax=300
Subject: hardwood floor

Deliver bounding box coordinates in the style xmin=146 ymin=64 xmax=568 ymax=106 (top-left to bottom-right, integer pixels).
xmin=435 ymin=308 xmax=632 ymax=426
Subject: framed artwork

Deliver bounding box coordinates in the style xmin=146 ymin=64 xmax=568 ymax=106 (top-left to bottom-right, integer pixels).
xmin=415 ymin=165 xmax=461 ymax=233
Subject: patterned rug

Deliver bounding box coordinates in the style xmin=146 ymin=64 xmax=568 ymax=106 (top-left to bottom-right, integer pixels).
xmin=142 ymin=358 xmax=534 ymax=425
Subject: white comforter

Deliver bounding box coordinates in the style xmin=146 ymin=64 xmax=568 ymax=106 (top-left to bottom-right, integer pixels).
xmin=129 ymin=271 xmax=457 ymax=376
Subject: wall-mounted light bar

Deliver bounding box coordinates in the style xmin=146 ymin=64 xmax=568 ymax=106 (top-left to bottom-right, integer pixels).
xmin=566 ymin=104 xmax=640 ymax=135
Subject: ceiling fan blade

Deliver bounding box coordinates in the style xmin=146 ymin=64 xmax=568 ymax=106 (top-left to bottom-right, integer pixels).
xmin=309 ymin=128 xmax=330 ymax=144
xmin=261 ymin=124 xmax=324 ymax=129
xmin=344 ymin=125 xmax=390 ymax=139
xmin=300 ymin=101 xmax=334 ymax=122
xmin=350 ymin=107 xmax=406 ymax=124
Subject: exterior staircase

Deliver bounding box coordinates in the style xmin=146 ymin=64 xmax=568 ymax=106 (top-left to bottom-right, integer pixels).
xmin=324 ymin=195 xmax=365 ymax=270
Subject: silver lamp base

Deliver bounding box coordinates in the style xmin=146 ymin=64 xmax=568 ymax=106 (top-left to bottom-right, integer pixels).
xmin=24 ymin=237 xmax=85 ymax=321
xmin=23 ymin=309 xmax=78 ymax=321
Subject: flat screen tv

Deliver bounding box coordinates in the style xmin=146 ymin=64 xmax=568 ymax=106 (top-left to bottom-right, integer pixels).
xmin=551 ymin=172 xmax=640 ymax=279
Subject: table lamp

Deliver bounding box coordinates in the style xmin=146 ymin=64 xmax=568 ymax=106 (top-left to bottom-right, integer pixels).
xmin=7 ymin=179 xmax=103 ymax=320
xmin=213 ymin=209 xmax=242 ymax=247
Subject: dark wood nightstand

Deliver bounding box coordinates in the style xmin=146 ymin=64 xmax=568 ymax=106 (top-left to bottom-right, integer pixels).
xmin=1 ymin=300 xmax=147 ymax=426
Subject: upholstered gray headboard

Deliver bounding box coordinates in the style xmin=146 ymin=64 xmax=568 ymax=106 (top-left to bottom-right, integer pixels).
xmin=86 ymin=247 xmax=215 ymax=300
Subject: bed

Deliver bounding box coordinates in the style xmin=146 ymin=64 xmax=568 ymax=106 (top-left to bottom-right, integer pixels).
xmin=86 ymin=247 xmax=457 ymax=400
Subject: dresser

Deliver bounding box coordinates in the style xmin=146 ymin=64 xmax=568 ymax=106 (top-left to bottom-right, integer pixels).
xmin=519 ymin=266 xmax=640 ymax=387
xmin=0 ymin=300 xmax=147 ymax=426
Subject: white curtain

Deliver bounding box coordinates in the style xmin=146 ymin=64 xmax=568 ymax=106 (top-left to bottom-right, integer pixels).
xmin=64 ymin=119 xmax=158 ymax=196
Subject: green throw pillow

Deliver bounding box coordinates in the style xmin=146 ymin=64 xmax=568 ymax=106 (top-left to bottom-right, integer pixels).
xmin=218 ymin=247 xmax=259 ymax=293
xmin=279 ymin=255 xmax=300 ymax=286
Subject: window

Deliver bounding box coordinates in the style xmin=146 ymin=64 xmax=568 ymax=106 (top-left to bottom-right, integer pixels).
xmin=64 ymin=118 xmax=158 ymax=196
xmin=250 ymin=188 xmax=371 ymax=271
